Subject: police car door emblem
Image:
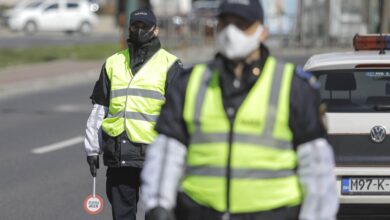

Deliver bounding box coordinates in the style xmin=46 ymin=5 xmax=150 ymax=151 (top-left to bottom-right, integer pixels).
xmin=370 ymin=126 xmax=386 ymax=143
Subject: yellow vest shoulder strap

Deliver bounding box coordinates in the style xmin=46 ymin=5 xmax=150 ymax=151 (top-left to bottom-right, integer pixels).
xmin=105 ymin=49 xmax=129 ymax=80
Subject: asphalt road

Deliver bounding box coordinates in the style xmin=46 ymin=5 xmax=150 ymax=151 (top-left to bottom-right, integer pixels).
xmin=0 ymin=54 xmax=311 ymax=220
xmin=0 ymin=80 xmax=145 ymax=220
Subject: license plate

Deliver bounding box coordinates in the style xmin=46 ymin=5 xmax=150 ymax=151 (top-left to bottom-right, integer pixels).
xmin=342 ymin=177 xmax=390 ymax=195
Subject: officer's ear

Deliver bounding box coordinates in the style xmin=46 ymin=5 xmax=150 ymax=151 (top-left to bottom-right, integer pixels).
xmin=259 ymin=26 xmax=268 ymax=42
xmin=153 ymin=26 xmax=160 ymax=37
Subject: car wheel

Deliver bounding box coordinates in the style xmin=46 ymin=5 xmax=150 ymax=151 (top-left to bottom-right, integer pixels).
xmin=24 ymin=21 xmax=37 ymax=35
xmin=79 ymin=22 xmax=92 ymax=35
xmin=64 ymin=30 xmax=75 ymax=36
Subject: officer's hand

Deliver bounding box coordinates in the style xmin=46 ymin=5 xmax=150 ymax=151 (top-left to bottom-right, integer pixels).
xmin=86 ymin=155 xmax=99 ymax=177
xmin=146 ymin=207 xmax=175 ymax=220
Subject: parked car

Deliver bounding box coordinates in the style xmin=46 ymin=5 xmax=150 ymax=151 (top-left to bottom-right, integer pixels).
xmin=1 ymin=1 xmax=43 ymax=27
xmin=7 ymin=0 xmax=98 ymax=35
xmin=304 ymin=34 xmax=390 ymax=219
xmin=87 ymin=0 xmax=99 ymax=12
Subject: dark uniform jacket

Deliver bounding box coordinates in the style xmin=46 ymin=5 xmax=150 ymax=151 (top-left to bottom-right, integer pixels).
xmin=90 ymin=37 xmax=183 ymax=168
xmin=154 ymin=44 xmax=327 ymax=149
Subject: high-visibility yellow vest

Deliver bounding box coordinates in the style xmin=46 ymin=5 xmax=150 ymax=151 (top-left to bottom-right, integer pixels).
xmin=101 ymin=48 xmax=178 ymax=144
xmin=182 ymin=57 xmax=301 ymax=213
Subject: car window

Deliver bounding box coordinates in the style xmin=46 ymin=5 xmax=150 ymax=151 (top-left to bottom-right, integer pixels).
xmin=67 ymin=3 xmax=79 ymax=9
xmin=314 ymin=69 xmax=390 ymax=112
xmin=44 ymin=3 xmax=59 ymax=11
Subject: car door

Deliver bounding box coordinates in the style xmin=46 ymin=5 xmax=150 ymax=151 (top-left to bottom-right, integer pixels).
xmin=61 ymin=1 xmax=82 ymax=30
xmin=38 ymin=2 xmax=62 ymax=31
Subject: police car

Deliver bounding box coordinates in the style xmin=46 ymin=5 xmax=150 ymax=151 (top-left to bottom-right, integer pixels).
xmin=304 ymin=34 xmax=390 ymax=218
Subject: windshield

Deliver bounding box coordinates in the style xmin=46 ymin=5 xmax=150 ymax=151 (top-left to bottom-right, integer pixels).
xmin=314 ymin=69 xmax=390 ymax=112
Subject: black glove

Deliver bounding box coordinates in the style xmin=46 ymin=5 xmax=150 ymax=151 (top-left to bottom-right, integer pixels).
xmin=146 ymin=207 xmax=175 ymax=220
xmin=86 ymin=155 xmax=99 ymax=177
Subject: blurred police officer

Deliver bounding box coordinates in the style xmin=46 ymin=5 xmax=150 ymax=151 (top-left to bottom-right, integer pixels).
xmin=141 ymin=0 xmax=339 ymax=220
xmin=84 ymin=8 xmax=183 ymax=220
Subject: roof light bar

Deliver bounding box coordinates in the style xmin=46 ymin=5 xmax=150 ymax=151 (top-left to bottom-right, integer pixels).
xmin=353 ymin=34 xmax=390 ymax=52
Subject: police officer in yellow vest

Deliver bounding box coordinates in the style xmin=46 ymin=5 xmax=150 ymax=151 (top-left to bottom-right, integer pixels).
xmin=84 ymin=8 xmax=182 ymax=220
xmin=141 ymin=1 xmax=338 ymax=220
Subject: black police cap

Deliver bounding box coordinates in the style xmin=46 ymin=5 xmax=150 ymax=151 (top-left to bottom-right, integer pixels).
xmin=130 ymin=8 xmax=157 ymax=27
xmin=219 ymin=0 xmax=264 ymax=23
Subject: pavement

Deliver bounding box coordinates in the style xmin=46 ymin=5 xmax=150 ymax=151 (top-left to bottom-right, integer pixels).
xmin=0 ymin=60 xmax=101 ymax=100
xmin=0 ymin=77 xmax=114 ymax=220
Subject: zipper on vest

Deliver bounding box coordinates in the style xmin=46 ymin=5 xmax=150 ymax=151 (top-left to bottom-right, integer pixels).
xmin=224 ymin=107 xmax=235 ymax=220
xmin=123 ymin=67 xmax=135 ymax=150
xmin=124 ymin=76 xmax=134 ymax=125
xmin=122 ymin=50 xmax=159 ymax=132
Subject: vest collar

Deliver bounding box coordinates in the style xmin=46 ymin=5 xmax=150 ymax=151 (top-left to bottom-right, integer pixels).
xmin=213 ymin=43 xmax=270 ymax=76
xmin=211 ymin=44 xmax=270 ymax=98
xmin=127 ymin=37 xmax=161 ymax=54
xmin=127 ymin=37 xmax=162 ymax=73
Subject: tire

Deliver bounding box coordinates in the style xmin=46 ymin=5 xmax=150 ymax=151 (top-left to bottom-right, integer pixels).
xmin=64 ymin=30 xmax=75 ymax=36
xmin=23 ymin=21 xmax=37 ymax=35
xmin=78 ymin=21 xmax=92 ymax=35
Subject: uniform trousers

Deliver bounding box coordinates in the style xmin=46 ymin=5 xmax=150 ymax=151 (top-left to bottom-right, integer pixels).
xmin=106 ymin=167 xmax=142 ymax=220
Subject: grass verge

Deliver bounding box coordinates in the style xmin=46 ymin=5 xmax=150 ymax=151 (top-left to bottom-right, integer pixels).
xmin=0 ymin=43 xmax=120 ymax=68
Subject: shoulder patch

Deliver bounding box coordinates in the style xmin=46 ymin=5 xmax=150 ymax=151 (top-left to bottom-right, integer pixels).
xmin=295 ymin=66 xmax=320 ymax=89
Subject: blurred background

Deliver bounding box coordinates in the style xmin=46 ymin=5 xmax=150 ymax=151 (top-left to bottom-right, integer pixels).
xmin=0 ymin=0 xmax=388 ymax=61
xmin=0 ymin=0 xmax=388 ymax=219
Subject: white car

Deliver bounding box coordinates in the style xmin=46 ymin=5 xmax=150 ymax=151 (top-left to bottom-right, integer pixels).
xmin=7 ymin=0 xmax=98 ymax=35
xmin=1 ymin=1 xmax=41 ymax=27
xmin=304 ymin=34 xmax=390 ymax=219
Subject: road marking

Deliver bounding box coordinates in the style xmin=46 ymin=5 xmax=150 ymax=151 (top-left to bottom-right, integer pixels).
xmin=54 ymin=104 xmax=91 ymax=113
xmin=32 ymin=136 xmax=84 ymax=154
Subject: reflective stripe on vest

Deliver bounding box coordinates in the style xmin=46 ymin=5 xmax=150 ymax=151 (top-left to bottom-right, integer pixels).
xmin=186 ymin=166 xmax=295 ymax=179
xmin=107 ymin=111 xmax=159 ymax=122
xmin=182 ymin=57 xmax=301 ymax=213
xmin=110 ymin=88 xmax=165 ymax=100
xmin=101 ymin=48 xmax=177 ymax=143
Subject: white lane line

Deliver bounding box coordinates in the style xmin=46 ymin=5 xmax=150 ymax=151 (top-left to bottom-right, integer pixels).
xmin=31 ymin=136 xmax=84 ymax=154
xmin=54 ymin=104 xmax=91 ymax=113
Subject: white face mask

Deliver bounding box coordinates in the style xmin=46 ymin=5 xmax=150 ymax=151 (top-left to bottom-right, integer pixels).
xmin=216 ymin=24 xmax=263 ymax=60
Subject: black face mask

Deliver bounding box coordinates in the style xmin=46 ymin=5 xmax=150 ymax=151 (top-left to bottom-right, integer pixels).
xmin=129 ymin=27 xmax=156 ymax=46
